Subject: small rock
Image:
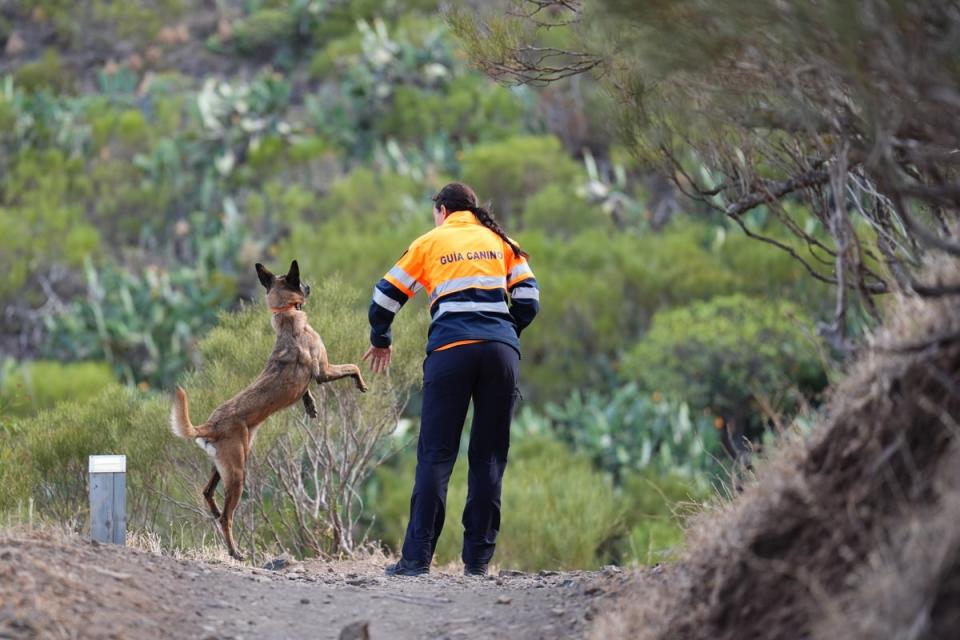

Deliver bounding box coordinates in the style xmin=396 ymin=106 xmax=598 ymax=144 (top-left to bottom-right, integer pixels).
xmin=495 ymin=595 xmax=512 ymax=605
xmin=498 ymin=569 xmax=525 ymax=577
xmin=538 ymin=570 xmax=559 ymax=577
xmin=299 ymin=598 xmax=310 ymax=605
xmin=602 ymin=565 xmax=623 ymax=576
xmin=551 ymin=607 xmax=566 ymax=617
xmin=338 ymin=620 xmax=370 ymax=640
xmin=262 ymin=553 xmax=294 ymax=571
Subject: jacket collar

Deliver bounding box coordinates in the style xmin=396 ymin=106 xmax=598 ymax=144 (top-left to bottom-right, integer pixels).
xmin=444 ymin=210 xmax=479 ymax=225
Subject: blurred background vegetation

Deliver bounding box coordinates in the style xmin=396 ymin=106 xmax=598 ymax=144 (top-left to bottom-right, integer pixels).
xmin=0 ymin=0 xmax=844 ymax=569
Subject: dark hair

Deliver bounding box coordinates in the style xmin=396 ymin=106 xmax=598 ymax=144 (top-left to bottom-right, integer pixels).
xmin=432 ymin=182 xmax=529 ymax=258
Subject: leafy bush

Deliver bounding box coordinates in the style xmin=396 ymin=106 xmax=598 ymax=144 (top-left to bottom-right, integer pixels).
xmin=0 ymin=385 xmax=140 ymax=520
xmin=460 ymin=135 xmax=583 ymax=223
xmin=230 ymin=9 xmax=295 ymax=56
xmin=0 ymin=360 xmax=118 ymax=416
xmin=370 ymin=435 xmax=625 ymax=571
xmin=376 ymin=77 xmax=527 ymax=145
xmin=0 ymin=148 xmax=99 ymax=299
xmin=13 ymin=50 xmax=73 ymax=94
xmin=522 ymin=183 xmax=610 ymax=237
xmin=623 ymin=294 xmax=828 ymax=432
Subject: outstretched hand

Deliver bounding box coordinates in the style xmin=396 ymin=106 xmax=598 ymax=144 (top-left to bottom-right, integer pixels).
xmin=362 ymin=345 xmax=392 ymax=374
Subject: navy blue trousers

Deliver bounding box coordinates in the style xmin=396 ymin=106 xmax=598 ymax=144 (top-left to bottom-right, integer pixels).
xmin=400 ymin=341 xmax=520 ymax=568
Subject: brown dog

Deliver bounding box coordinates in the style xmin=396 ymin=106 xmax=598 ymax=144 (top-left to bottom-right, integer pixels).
xmin=169 ymin=260 xmax=367 ymax=560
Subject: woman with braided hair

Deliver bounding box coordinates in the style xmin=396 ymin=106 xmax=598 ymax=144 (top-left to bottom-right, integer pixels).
xmin=363 ymin=182 xmax=540 ymax=577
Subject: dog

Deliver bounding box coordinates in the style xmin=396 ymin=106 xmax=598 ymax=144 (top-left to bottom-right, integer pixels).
xmin=169 ymin=260 xmax=368 ymax=560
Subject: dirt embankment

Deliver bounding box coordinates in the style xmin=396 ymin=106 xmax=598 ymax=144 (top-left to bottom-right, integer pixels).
xmin=0 ymin=529 xmax=632 ymax=639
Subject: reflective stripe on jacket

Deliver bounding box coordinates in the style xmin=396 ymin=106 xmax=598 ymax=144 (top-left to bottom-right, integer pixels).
xmin=368 ymin=210 xmax=540 ymax=354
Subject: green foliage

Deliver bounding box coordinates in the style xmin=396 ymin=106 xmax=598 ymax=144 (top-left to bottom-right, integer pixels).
xmin=460 ymin=135 xmax=583 ymax=223
xmin=371 ymin=435 xmax=625 ymax=571
xmin=623 ymin=294 xmax=827 ymax=422
xmin=0 ymin=385 xmax=140 ymax=519
xmin=13 ymin=50 xmax=73 ymax=94
xmin=519 ymin=383 xmax=722 ymax=487
xmin=0 ymin=360 xmax=119 ymax=417
xmin=92 ymin=0 xmax=184 ymax=42
xmin=279 ymin=168 xmax=434 ymax=295
xmin=0 ymin=149 xmax=99 ymax=298
xmin=522 ymin=183 xmax=610 ymax=237
xmin=1 ymin=282 xmax=425 ymax=552
xmin=230 ymin=9 xmax=295 ymax=56
xmin=305 ymin=16 xmax=458 ymax=156
xmin=620 ymin=470 xmax=708 ymax=565
xmin=376 ymin=77 xmax=527 ymax=145
xmin=43 ymin=257 xmax=236 ymax=388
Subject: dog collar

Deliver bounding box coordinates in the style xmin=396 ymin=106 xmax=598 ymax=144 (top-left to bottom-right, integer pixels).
xmin=271 ymin=304 xmax=302 ymax=314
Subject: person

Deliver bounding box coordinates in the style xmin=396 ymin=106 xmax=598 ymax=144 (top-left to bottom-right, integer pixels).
xmin=363 ymin=182 xmax=540 ymax=577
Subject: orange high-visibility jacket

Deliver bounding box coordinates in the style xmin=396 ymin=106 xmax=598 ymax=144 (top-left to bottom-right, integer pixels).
xmin=369 ymin=210 xmax=540 ymax=354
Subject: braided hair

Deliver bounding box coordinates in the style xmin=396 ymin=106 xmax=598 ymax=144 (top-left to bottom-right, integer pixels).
xmin=432 ymin=182 xmax=529 ymax=259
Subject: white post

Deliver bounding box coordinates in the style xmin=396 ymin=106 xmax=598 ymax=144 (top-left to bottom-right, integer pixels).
xmin=88 ymin=455 xmax=126 ymax=545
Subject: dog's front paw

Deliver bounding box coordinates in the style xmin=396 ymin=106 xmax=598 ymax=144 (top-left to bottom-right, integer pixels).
xmin=306 ymin=406 xmax=319 ymax=419
xmin=357 ymin=381 xmax=369 ymax=393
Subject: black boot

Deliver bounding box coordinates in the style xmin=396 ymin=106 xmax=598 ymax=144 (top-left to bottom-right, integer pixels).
xmin=385 ymin=558 xmax=429 ymax=577
xmin=463 ymin=564 xmax=488 ymax=576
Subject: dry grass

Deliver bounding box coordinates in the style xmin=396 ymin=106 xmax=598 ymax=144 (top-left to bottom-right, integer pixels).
xmin=592 ymin=257 xmax=960 ymax=640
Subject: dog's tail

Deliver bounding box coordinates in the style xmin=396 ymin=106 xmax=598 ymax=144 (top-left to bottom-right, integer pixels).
xmin=170 ymin=386 xmax=200 ymax=439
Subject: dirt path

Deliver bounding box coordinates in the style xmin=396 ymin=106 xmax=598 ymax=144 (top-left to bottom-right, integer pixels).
xmin=0 ymin=530 xmax=631 ymax=639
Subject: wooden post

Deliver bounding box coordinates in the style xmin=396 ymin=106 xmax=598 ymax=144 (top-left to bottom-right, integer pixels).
xmin=88 ymin=455 xmax=126 ymax=545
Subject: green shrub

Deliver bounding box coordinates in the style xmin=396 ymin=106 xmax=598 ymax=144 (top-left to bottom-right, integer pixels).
xmin=370 ymin=435 xmax=625 ymax=571
xmin=376 ymin=78 xmax=526 ymax=145
xmin=0 ymin=360 xmax=118 ymax=416
xmin=460 ymin=135 xmax=583 ymax=223
xmin=309 ymin=33 xmax=364 ymax=78
xmin=0 ymin=386 xmax=139 ymax=519
xmin=231 ymin=9 xmax=295 ymax=55
xmin=14 ymin=50 xmax=73 ymax=94
xmin=92 ymin=0 xmax=184 ymax=42
xmin=623 ymin=294 xmax=828 ymax=430
xmin=0 ymin=149 xmax=99 ymax=299
xmin=522 ymin=183 xmax=609 ymax=237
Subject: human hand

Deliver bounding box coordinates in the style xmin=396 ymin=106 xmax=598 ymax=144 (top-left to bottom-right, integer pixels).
xmin=362 ymin=345 xmax=393 ymax=374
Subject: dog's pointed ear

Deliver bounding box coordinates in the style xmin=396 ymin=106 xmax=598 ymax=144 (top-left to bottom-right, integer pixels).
xmin=286 ymin=260 xmax=300 ymax=288
xmin=255 ymin=263 xmax=275 ymax=290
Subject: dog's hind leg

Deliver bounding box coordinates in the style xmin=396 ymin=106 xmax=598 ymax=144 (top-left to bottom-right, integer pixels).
xmin=302 ymin=389 xmax=318 ymax=419
xmin=202 ymin=465 xmax=221 ymax=519
xmin=218 ymin=444 xmax=247 ymax=561
xmin=318 ymin=363 xmax=368 ymax=392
